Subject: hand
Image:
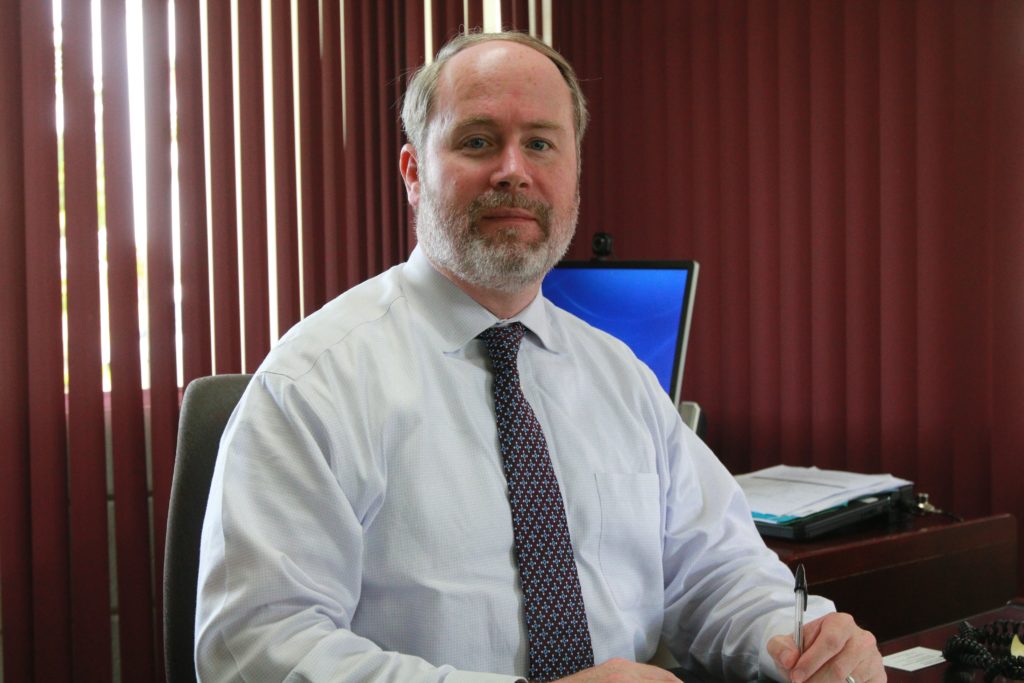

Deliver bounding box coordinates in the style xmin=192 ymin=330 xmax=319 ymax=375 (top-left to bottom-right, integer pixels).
xmin=767 ymin=612 xmax=886 ymax=683
xmin=551 ymin=657 xmax=680 ymax=681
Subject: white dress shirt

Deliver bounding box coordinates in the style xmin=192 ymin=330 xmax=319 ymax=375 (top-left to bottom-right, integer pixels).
xmin=195 ymin=246 xmax=833 ymax=682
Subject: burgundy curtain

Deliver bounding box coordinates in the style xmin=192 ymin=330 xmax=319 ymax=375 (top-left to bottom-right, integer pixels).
xmin=554 ymin=0 xmax=1024 ymax=590
xmin=0 ymin=0 xmax=485 ymax=679
xmin=2 ymin=3 xmax=70 ymax=682
xmin=4 ymin=1 xmax=1021 ymax=679
xmin=501 ymin=0 xmax=531 ymax=31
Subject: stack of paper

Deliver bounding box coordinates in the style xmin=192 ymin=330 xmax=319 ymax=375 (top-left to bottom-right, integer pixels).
xmin=734 ymin=465 xmax=912 ymax=525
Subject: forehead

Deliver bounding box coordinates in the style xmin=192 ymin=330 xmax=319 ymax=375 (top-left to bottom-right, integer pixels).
xmin=431 ymin=41 xmax=574 ymax=132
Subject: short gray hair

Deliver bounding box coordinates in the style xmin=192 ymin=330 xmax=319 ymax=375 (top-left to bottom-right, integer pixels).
xmin=401 ymin=31 xmax=589 ymax=161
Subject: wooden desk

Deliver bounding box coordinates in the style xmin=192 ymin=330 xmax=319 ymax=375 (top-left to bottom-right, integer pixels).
xmin=765 ymin=514 xmax=1018 ymax=642
xmin=880 ymin=601 xmax=1024 ymax=682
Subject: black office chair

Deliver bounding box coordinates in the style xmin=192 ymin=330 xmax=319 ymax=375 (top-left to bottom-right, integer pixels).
xmin=164 ymin=373 xmax=253 ymax=683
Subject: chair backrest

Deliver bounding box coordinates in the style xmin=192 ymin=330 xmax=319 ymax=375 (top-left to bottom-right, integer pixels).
xmin=164 ymin=373 xmax=252 ymax=683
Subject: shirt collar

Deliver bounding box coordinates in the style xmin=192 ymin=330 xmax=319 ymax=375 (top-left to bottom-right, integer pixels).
xmin=402 ymin=245 xmax=562 ymax=354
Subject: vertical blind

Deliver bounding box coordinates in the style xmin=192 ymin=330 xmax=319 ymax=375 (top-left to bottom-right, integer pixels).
xmin=0 ymin=0 xmax=543 ymax=680
xmin=554 ymin=0 xmax=1024 ymax=584
xmin=16 ymin=0 xmax=1018 ymax=679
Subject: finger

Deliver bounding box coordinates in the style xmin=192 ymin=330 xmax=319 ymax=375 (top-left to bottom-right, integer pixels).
xmin=844 ymin=642 xmax=886 ymax=683
xmin=589 ymin=658 xmax=681 ymax=681
xmin=790 ymin=613 xmax=858 ymax=683
xmin=628 ymin=661 xmax=679 ymax=681
xmin=817 ymin=656 xmax=878 ymax=683
xmin=766 ymin=633 xmax=800 ymax=671
xmin=802 ymin=654 xmax=864 ymax=683
xmin=800 ymin=614 xmax=826 ymax=644
xmin=799 ymin=619 xmax=880 ymax=683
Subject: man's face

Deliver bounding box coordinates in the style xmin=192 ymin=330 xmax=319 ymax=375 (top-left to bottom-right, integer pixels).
xmin=402 ymin=41 xmax=579 ymax=293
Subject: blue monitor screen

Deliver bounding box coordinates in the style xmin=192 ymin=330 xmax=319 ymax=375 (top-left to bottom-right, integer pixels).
xmin=542 ymin=261 xmax=697 ymax=402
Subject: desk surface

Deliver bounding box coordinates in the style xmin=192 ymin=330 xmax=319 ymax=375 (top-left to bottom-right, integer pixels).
xmin=880 ymin=601 xmax=1024 ymax=682
xmin=766 ymin=512 xmax=1011 ymax=566
xmin=764 ymin=513 xmax=1019 ymax=642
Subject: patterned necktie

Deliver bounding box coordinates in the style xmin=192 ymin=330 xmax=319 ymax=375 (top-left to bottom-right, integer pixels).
xmin=478 ymin=322 xmax=595 ymax=682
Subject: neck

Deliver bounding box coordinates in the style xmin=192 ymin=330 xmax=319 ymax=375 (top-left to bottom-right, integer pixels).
xmin=430 ymin=260 xmax=542 ymax=320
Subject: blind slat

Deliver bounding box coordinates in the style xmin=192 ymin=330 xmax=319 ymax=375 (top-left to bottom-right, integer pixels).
xmin=238 ymin=0 xmax=271 ymax=370
xmin=62 ymin=0 xmax=114 ymax=677
xmin=379 ymin=2 xmax=398 ymax=270
xmin=500 ymin=0 xmax=528 ymax=31
xmin=401 ymin=0 xmax=424 ymax=254
xmin=746 ymin=0 xmax=782 ymax=471
xmin=913 ymin=0 xmax=959 ymax=505
xmin=138 ymin=0 xmax=177 ymax=678
xmin=362 ymin=0 xmax=377 ymax=281
xmin=100 ymin=0 xmax=152 ymax=679
xmin=208 ymin=0 xmax=242 ymax=373
xmin=432 ymin=0 xmax=463 ymax=53
xmin=22 ymin=0 xmax=73 ymax=677
xmin=345 ymin=0 xmax=369 ymax=287
xmin=776 ymin=0 xmax=814 ymax=463
xmin=988 ymin=0 xmax=1024 ymax=537
xmin=467 ymin=0 xmax=483 ymax=31
xmin=321 ymin=0 xmax=344 ymax=296
xmin=271 ymin=0 xmax=301 ymax=334
xmin=842 ymin=0 xmax=883 ymax=474
xmin=0 ymin=0 xmax=33 ymax=677
xmin=297 ymin=0 xmax=325 ymax=315
xmin=177 ymin=0 xmax=213 ymax=385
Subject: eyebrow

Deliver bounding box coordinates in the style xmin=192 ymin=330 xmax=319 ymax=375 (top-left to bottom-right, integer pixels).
xmin=450 ymin=115 xmax=568 ymax=134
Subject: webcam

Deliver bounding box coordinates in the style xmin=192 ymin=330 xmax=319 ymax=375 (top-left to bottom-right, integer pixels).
xmin=591 ymin=232 xmax=614 ymax=260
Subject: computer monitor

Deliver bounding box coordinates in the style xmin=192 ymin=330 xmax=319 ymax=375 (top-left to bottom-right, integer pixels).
xmin=542 ymin=260 xmax=699 ymax=404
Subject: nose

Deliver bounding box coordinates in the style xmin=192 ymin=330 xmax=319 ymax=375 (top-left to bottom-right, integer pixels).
xmin=490 ymin=144 xmax=532 ymax=192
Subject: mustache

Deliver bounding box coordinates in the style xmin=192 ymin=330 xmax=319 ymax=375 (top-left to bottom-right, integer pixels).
xmin=466 ymin=192 xmax=552 ymax=232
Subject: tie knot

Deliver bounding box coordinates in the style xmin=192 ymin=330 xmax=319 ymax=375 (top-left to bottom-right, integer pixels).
xmin=478 ymin=322 xmax=526 ymax=366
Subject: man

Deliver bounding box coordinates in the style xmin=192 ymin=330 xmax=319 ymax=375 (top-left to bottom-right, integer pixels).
xmin=195 ymin=32 xmax=885 ymax=683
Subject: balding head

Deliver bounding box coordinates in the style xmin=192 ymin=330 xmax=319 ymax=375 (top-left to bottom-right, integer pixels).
xmin=401 ymin=32 xmax=589 ymax=166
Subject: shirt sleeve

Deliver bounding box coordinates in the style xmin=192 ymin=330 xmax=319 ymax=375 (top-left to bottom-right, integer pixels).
xmin=194 ymin=372 xmax=520 ymax=683
xmin=658 ymin=418 xmax=836 ymax=682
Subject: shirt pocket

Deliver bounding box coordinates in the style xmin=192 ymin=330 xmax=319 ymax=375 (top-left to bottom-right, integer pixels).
xmin=595 ymin=472 xmax=663 ymax=610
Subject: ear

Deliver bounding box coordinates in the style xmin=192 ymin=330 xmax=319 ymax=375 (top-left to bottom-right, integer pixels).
xmin=399 ymin=143 xmax=421 ymax=208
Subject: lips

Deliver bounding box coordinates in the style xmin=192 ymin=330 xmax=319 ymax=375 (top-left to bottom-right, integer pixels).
xmin=480 ymin=209 xmax=537 ymax=221
xmin=467 ymin=192 xmax=552 ymax=235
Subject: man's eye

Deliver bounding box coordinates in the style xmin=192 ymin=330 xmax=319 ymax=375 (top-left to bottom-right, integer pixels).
xmin=463 ymin=137 xmax=488 ymax=150
xmin=527 ymin=139 xmax=552 ymax=151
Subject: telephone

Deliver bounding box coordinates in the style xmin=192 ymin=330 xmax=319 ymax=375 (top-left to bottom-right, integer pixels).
xmin=943 ymin=619 xmax=1024 ymax=680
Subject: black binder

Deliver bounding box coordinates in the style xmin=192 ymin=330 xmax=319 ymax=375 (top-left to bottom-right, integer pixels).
xmin=754 ymin=485 xmax=915 ymax=541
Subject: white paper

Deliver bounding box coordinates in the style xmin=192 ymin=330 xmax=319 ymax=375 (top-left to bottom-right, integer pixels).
xmin=882 ymin=646 xmax=946 ymax=672
xmin=734 ymin=465 xmax=912 ymax=522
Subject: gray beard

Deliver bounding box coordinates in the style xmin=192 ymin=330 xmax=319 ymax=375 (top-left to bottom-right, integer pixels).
xmin=415 ymin=187 xmax=577 ymax=294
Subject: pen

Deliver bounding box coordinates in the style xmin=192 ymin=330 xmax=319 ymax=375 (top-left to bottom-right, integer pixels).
xmin=793 ymin=563 xmax=807 ymax=655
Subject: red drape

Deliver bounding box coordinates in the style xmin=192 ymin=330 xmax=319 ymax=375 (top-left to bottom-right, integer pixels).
xmin=501 ymin=0 xmax=530 ymax=31
xmin=271 ymin=0 xmax=301 ymax=335
xmin=176 ymin=0 xmax=212 ymax=385
xmin=207 ymin=0 xmax=242 ymax=373
xmin=2 ymin=4 xmax=69 ymax=682
xmin=238 ymin=0 xmax=272 ymax=373
xmin=554 ymin=0 xmax=1024 ymax=590
xmin=0 ymin=0 xmax=488 ymax=679
xmin=4 ymin=1 xmax=1020 ymax=679
xmin=0 ymin=2 xmax=33 ymax=678
xmin=143 ymin=0 xmax=176 ymax=676
xmin=63 ymin=0 xmax=111 ymax=678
